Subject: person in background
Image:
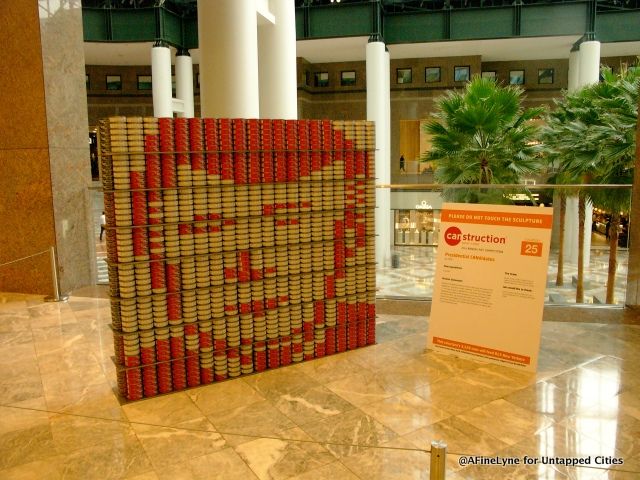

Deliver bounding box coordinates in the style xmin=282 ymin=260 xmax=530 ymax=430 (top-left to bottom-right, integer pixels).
xmin=100 ymin=211 xmax=106 ymax=241
xmin=399 ymin=154 xmax=405 ymax=173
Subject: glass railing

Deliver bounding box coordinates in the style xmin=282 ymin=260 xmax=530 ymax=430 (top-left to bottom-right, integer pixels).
xmin=378 ymin=183 xmax=632 ymax=306
xmin=90 ymin=183 xmax=632 ymax=307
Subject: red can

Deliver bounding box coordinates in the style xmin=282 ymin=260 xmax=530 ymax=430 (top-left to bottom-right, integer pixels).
xmin=126 ymin=369 xmax=143 ymax=401
xmin=280 ymin=348 xmax=292 ymax=366
xmin=157 ymin=362 xmax=173 ymax=393
xmin=150 ymin=262 xmax=166 ymax=290
xmin=254 ymin=350 xmax=267 ymax=372
xmin=325 ymin=327 xmax=336 ymax=355
xmin=268 ymin=349 xmax=280 ymax=369
xmin=325 ymin=276 xmax=335 ymax=298
xmin=166 ymin=264 xmax=181 ymax=291
xmin=201 ymin=366 xmax=214 ymax=384
xmin=132 ymin=228 xmax=149 ymax=256
xmin=199 ymin=331 xmax=213 ymax=349
xmin=186 ymin=358 xmax=201 ymax=388
xmin=367 ymin=325 xmax=376 ymax=345
xmin=172 ymin=359 xmax=187 ymax=390
xmin=265 ymin=297 xmax=277 ymax=310
xmin=142 ymin=366 xmax=158 ymax=397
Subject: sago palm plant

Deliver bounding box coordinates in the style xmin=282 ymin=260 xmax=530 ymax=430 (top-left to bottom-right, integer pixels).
xmin=422 ymin=76 xmax=544 ymax=203
xmin=543 ymin=64 xmax=639 ymax=303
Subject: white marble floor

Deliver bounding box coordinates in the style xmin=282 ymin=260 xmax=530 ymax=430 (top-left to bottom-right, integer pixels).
xmin=1 ymin=291 xmax=639 ymax=479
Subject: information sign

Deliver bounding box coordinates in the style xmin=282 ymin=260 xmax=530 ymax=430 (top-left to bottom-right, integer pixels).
xmin=427 ymin=203 xmax=553 ymax=371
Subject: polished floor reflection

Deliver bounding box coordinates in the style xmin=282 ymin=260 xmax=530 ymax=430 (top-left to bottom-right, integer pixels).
xmin=1 ymin=290 xmax=639 ymax=479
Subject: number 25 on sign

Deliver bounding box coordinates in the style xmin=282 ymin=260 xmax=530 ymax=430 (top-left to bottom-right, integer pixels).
xmin=521 ymin=241 xmax=543 ymax=257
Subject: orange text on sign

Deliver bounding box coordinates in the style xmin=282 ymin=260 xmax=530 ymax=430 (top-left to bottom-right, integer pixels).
xmin=433 ymin=337 xmax=531 ymax=365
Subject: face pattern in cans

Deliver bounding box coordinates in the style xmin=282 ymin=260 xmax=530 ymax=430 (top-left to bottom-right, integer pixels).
xmin=100 ymin=117 xmax=376 ymax=401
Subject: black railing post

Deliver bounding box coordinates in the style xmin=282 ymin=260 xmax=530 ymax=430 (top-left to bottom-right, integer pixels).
xmin=587 ymin=0 xmax=596 ymax=38
xmin=155 ymin=5 xmax=163 ymax=44
xmin=513 ymin=0 xmax=522 ymax=37
xmin=106 ymin=6 xmax=113 ymax=41
xmin=304 ymin=2 xmax=311 ymax=38
xmin=371 ymin=0 xmax=383 ymax=38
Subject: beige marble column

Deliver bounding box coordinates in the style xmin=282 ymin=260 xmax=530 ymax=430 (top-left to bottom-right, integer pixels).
xmin=0 ymin=1 xmax=92 ymax=294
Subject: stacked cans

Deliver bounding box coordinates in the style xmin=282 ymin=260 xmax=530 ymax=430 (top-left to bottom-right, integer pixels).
xmin=101 ymin=117 xmax=377 ymax=401
xmin=146 ymin=118 xmax=171 ymax=394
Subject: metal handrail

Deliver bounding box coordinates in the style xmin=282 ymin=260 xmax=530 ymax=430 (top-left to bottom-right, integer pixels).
xmin=0 ymin=249 xmax=49 ymax=269
xmin=0 ymin=246 xmax=68 ymax=303
xmin=377 ymin=183 xmax=633 ymax=189
xmin=90 ymin=183 xmax=634 ymax=192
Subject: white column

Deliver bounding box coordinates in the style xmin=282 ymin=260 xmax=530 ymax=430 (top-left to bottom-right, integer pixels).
xmin=197 ymin=0 xmax=259 ymax=118
xmin=151 ymin=44 xmax=173 ymax=118
xmin=579 ymin=40 xmax=601 ymax=87
xmin=384 ymin=47 xmax=392 ymax=258
xmin=367 ymin=39 xmax=391 ymax=267
xmin=577 ymin=40 xmax=600 ymax=267
xmin=568 ymin=48 xmax=580 ymax=93
xmin=560 ymin=49 xmax=581 ymax=265
xmin=175 ymin=49 xmax=194 ymax=118
xmin=563 ymin=41 xmax=601 ymax=267
xmin=384 ymin=47 xmax=391 ymax=185
xmin=258 ymin=0 xmax=297 ymax=119
xmin=564 ymin=196 xmax=579 ymax=264
xmin=563 ymin=197 xmax=594 ymax=267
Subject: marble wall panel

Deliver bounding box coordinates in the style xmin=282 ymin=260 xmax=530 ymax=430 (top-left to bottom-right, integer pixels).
xmin=0 ymin=2 xmax=49 ymax=151
xmin=0 ymin=2 xmax=56 ymax=295
xmin=46 ymin=148 xmax=93 ymax=291
xmin=0 ymin=0 xmax=94 ymax=294
xmin=39 ymin=0 xmax=93 ymax=292
xmin=0 ymin=149 xmax=56 ymax=295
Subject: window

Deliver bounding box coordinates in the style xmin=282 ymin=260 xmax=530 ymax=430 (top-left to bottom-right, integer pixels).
xmin=425 ymin=67 xmax=441 ymax=83
xmin=106 ymin=75 xmax=122 ymax=91
xmin=454 ymin=66 xmax=470 ymax=82
xmin=509 ymin=70 xmax=525 ymax=85
xmin=341 ymin=71 xmax=356 ymax=86
xmin=137 ymin=75 xmax=152 ymax=90
xmin=397 ymin=68 xmax=412 ymax=84
xmin=315 ymin=72 xmax=329 ymax=87
xmin=538 ymin=68 xmax=554 ymax=84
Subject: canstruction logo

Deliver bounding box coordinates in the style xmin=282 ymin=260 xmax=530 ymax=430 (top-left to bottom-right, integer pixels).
xmin=444 ymin=226 xmax=463 ymax=246
xmin=444 ymin=226 xmax=506 ymax=246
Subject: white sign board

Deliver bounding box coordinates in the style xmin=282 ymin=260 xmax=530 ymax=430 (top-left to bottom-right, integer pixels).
xmin=427 ymin=203 xmax=553 ymax=371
